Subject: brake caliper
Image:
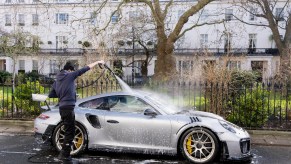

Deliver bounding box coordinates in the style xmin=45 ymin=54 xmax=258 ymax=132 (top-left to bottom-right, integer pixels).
xmin=186 ymin=135 xmax=192 ymax=154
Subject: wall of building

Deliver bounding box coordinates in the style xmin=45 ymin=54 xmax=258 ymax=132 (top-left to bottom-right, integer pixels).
xmin=0 ymin=0 xmax=288 ymax=80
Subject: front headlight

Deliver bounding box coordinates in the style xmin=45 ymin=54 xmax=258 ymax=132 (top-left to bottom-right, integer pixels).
xmin=219 ymin=120 xmax=236 ymax=133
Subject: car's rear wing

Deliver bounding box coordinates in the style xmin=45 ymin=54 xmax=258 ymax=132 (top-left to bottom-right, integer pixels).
xmin=32 ymin=94 xmax=51 ymax=111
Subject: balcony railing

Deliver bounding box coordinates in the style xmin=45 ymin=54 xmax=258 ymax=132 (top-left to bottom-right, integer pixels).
xmin=37 ymin=48 xmax=280 ymax=56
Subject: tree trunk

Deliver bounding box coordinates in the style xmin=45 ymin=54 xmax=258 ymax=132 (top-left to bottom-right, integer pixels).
xmin=154 ymin=40 xmax=176 ymax=80
xmin=278 ymin=48 xmax=291 ymax=83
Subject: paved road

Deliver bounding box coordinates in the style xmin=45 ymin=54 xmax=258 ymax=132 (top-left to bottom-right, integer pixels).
xmin=1 ymin=134 xmax=291 ymax=164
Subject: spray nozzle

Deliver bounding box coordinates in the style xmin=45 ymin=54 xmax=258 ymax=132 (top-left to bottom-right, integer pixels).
xmin=98 ymin=63 xmax=104 ymax=69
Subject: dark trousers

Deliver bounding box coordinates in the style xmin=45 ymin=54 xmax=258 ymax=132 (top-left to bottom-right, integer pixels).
xmin=59 ymin=105 xmax=75 ymax=157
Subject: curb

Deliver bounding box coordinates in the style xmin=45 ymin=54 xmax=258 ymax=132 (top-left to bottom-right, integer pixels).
xmin=0 ymin=120 xmax=34 ymax=136
xmin=0 ymin=119 xmax=34 ymax=126
xmin=248 ymin=130 xmax=291 ymax=137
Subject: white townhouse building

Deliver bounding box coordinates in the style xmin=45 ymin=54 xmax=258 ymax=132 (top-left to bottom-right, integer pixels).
xmin=0 ymin=0 xmax=288 ymax=81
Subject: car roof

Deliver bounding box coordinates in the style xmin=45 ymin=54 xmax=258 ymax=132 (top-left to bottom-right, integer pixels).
xmin=75 ymin=90 xmax=145 ymax=106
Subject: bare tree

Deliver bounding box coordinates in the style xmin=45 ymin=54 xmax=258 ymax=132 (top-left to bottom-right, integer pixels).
xmin=111 ymin=8 xmax=156 ymax=80
xmin=90 ymin=0 xmax=222 ymax=80
xmin=137 ymin=0 xmax=223 ymax=80
xmin=235 ymin=0 xmax=291 ymax=80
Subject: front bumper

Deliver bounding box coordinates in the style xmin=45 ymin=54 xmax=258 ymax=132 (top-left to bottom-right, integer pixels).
xmin=221 ymin=138 xmax=252 ymax=162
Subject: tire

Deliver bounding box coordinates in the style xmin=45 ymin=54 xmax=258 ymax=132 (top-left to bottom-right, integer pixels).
xmin=52 ymin=122 xmax=88 ymax=156
xmin=179 ymin=127 xmax=219 ymax=164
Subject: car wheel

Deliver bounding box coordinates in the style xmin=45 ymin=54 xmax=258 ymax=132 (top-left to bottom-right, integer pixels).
xmin=52 ymin=122 xmax=88 ymax=156
xmin=179 ymin=127 xmax=219 ymax=164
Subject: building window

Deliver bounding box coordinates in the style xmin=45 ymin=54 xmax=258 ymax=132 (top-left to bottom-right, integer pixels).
xmin=5 ymin=14 xmax=11 ymax=26
xmin=19 ymin=60 xmax=25 ymax=71
xmin=56 ymin=36 xmax=68 ymax=49
xmin=200 ymin=9 xmax=208 ymax=20
xmin=50 ymin=60 xmax=59 ymax=74
xmin=111 ymin=12 xmax=119 ymax=23
xmin=5 ymin=0 xmax=11 ymax=3
xmin=227 ymin=61 xmax=241 ymax=70
xmin=134 ymin=60 xmax=142 ymax=76
xmin=249 ymin=8 xmax=257 ymax=21
xmin=178 ymin=60 xmax=193 ymax=76
xmin=18 ymin=0 xmax=24 ymax=3
xmin=248 ymin=33 xmax=257 ymax=53
xmin=32 ymin=14 xmax=39 ymax=26
xmin=32 ymin=60 xmax=38 ymax=71
xmin=225 ymin=9 xmax=233 ymax=21
xmin=200 ymin=34 xmax=208 ymax=48
xmin=275 ymin=8 xmax=284 ymax=21
xmin=18 ymin=14 xmax=25 ymax=26
xmin=90 ymin=12 xmax=97 ymax=25
xmin=224 ymin=33 xmax=232 ymax=53
xmin=56 ymin=13 xmax=69 ymax=24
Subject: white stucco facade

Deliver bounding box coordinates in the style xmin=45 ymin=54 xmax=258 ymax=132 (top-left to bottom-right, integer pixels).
xmin=0 ymin=0 xmax=288 ymax=80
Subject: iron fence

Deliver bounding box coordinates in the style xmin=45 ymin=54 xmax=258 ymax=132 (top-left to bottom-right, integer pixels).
xmin=0 ymin=77 xmax=290 ymax=130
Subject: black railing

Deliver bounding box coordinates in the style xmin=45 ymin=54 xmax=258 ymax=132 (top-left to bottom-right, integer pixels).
xmin=0 ymin=77 xmax=290 ymax=130
xmin=35 ymin=48 xmax=280 ymax=56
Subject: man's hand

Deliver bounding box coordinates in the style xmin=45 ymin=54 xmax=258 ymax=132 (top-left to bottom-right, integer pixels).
xmin=97 ymin=60 xmax=105 ymax=65
xmin=88 ymin=60 xmax=105 ymax=69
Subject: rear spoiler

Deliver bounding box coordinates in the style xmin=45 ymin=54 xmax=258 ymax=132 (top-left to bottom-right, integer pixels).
xmin=32 ymin=94 xmax=51 ymax=111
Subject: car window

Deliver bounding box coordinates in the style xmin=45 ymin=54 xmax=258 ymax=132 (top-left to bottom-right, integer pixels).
xmin=109 ymin=95 xmax=153 ymax=114
xmin=79 ymin=97 xmax=110 ymax=110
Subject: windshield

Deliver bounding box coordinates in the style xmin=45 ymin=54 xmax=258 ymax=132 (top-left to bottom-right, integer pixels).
xmin=143 ymin=93 xmax=182 ymax=114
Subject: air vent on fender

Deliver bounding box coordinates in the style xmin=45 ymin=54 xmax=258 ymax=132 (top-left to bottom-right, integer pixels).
xmin=190 ymin=117 xmax=201 ymax=123
xmin=86 ymin=114 xmax=101 ymax=129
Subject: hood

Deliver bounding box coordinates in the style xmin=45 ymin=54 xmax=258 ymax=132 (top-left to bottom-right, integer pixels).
xmin=187 ymin=110 xmax=224 ymax=120
xmin=56 ymin=70 xmax=68 ymax=81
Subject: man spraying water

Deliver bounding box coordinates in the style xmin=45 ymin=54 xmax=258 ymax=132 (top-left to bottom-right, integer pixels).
xmin=49 ymin=60 xmax=104 ymax=163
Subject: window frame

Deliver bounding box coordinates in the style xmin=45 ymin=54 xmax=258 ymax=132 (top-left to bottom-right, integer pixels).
xmin=200 ymin=34 xmax=208 ymax=48
xmin=19 ymin=60 xmax=25 ymax=71
xmin=18 ymin=14 xmax=25 ymax=26
xmin=225 ymin=9 xmax=233 ymax=21
xmin=32 ymin=14 xmax=39 ymax=26
xmin=275 ymin=8 xmax=284 ymax=21
xmin=56 ymin=13 xmax=69 ymax=25
xmin=5 ymin=14 xmax=12 ymax=26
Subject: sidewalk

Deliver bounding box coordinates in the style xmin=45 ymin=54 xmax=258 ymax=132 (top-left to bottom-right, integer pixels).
xmin=1 ymin=120 xmax=291 ymax=146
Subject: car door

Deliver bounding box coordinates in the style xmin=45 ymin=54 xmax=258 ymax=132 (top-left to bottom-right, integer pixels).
xmin=103 ymin=95 xmax=172 ymax=150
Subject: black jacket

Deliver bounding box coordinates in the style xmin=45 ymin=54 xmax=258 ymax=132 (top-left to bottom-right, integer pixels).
xmin=49 ymin=66 xmax=90 ymax=107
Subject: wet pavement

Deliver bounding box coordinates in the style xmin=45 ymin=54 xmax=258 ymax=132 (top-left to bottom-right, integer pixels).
xmin=1 ymin=120 xmax=291 ymax=147
xmin=1 ymin=120 xmax=291 ymax=164
xmin=1 ymin=135 xmax=291 ymax=164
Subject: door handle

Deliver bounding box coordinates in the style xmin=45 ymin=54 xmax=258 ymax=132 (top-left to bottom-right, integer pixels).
xmin=107 ymin=120 xmax=119 ymax=124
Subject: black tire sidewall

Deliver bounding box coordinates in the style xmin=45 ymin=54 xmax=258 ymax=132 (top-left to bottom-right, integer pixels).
xmin=179 ymin=127 xmax=219 ymax=164
xmin=52 ymin=122 xmax=88 ymax=156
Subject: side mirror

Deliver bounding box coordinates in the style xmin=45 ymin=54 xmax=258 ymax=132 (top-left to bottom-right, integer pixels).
xmin=144 ymin=108 xmax=157 ymax=117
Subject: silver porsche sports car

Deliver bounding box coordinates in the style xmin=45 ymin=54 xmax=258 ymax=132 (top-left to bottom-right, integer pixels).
xmin=34 ymin=88 xmax=251 ymax=164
